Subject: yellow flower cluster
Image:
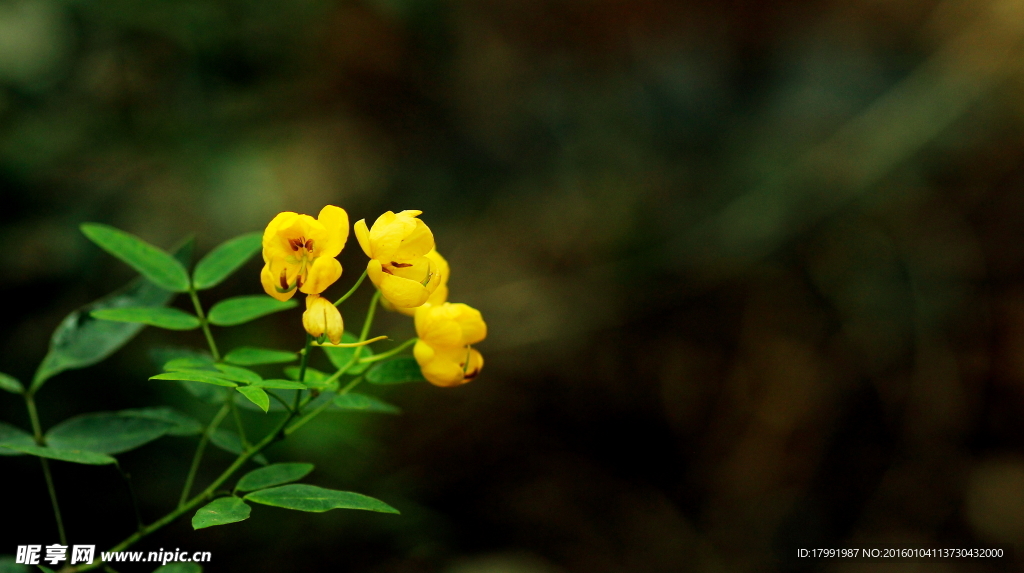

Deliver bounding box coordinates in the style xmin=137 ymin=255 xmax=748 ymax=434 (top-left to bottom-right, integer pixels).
xmin=261 ymin=206 xmax=486 ymax=387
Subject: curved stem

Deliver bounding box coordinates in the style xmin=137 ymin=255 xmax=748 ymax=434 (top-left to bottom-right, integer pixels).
xmin=115 ymin=462 xmax=144 ymax=532
xmin=73 ymin=405 xmax=303 ymax=572
xmin=294 ymin=334 xmax=312 ymax=412
xmin=179 ymin=403 xmax=230 ymax=507
xmin=333 ymin=269 xmax=368 ymax=306
xmin=359 ymin=338 xmax=417 ymax=364
xmin=360 ymin=290 xmax=381 ymax=342
xmin=188 ymin=287 xmax=220 ymax=361
xmin=230 ymin=399 xmax=248 ymax=448
xmin=25 ymin=392 xmax=67 ymax=546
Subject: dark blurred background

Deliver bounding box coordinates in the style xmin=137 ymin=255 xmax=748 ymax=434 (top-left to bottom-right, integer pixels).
xmin=4 ymin=0 xmax=1024 ymax=571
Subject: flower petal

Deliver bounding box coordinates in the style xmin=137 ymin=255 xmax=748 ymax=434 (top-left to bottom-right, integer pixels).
xmin=379 ymin=272 xmax=430 ymax=308
xmin=414 ymin=303 xmax=463 ymax=346
xmin=316 ymin=205 xmax=349 ymax=258
xmin=300 ymin=256 xmax=342 ymax=295
xmin=354 ymin=219 xmax=372 ymax=258
xmin=414 ymin=341 xmax=466 ymax=387
xmin=369 ymin=211 xmax=415 ymax=262
xmin=261 ymin=264 xmax=296 ymax=302
xmin=450 ymin=303 xmax=487 ymax=345
xmin=392 ymin=219 xmax=434 ymax=261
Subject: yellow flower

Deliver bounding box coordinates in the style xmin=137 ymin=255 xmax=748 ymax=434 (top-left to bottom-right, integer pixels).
xmin=412 ymin=302 xmax=486 ymax=387
xmin=261 ymin=205 xmax=349 ymax=301
xmin=382 ymin=248 xmax=449 ymax=316
xmin=354 ymin=210 xmax=441 ymax=308
xmin=302 ymin=294 xmax=344 ymax=344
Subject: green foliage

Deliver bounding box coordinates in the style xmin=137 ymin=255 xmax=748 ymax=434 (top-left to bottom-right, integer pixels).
xmin=118 ymin=407 xmax=203 ymax=436
xmin=321 ymin=332 xmax=373 ymax=374
xmin=0 ymin=422 xmax=36 ymax=456
xmin=32 ymin=240 xmax=194 ymax=392
xmin=365 ymin=357 xmax=427 ymax=384
xmin=46 ymin=412 xmax=174 ymax=455
xmin=236 ymin=386 xmax=269 ymax=412
xmin=1 ymin=443 xmax=115 ymax=465
xmin=191 ymin=232 xmax=262 ymax=290
xmin=37 ymin=567 xmax=56 ymax=573
xmin=91 ymin=307 xmax=201 ymax=330
xmin=334 ymin=393 xmax=401 ymax=414
xmin=0 ymin=373 xmax=23 ymax=395
xmin=80 ymin=223 xmax=191 ymax=292
xmin=283 ymin=366 xmax=329 ymax=384
xmin=210 ymin=429 xmax=268 ymax=464
xmin=213 ymin=364 xmax=262 ymax=384
xmin=151 ymin=371 xmax=239 ymax=387
xmin=0 ymin=556 xmax=29 ymax=573
xmin=244 ymin=484 xmax=399 ymax=514
xmin=251 ymin=379 xmax=307 ymax=390
xmin=191 ymin=496 xmax=251 ymax=529
xmin=236 ymin=463 xmax=314 ymax=492
xmin=207 ymin=296 xmax=296 ymax=326
xmin=223 ymin=347 xmax=296 ymax=366
xmin=163 ymin=357 xmax=216 ymax=371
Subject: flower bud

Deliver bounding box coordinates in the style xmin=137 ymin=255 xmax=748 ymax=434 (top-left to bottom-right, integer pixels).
xmin=302 ymin=294 xmax=344 ymax=344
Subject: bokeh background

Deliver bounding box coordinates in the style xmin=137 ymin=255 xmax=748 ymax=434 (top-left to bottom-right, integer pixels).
xmin=4 ymin=0 xmax=1024 ymax=571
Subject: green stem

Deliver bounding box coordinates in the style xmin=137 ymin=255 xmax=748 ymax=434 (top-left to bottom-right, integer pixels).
xmin=188 ymin=288 xmax=221 ymax=361
xmin=321 ymin=290 xmax=382 ymax=388
xmin=360 ymin=290 xmax=381 ymax=341
xmin=285 ymin=375 xmax=364 ymax=436
xmin=267 ymin=390 xmax=295 ymax=413
xmin=230 ymin=398 xmax=248 ymax=448
xmin=25 ymin=392 xmax=67 ymax=546
xmin=359 ymin=337 xmax=417 ymax=364
xmin=333 ymin=269 xmax=368 ymax=306
xmin=115 ymin=462 xmax=144 ymax=532
xmin=295 ymin=334 xmax=312 ymax=412
xmin=179 ymin=403 xmax=230 ymax=507
xmin=70 ymin=405 xmax=305 ymax=573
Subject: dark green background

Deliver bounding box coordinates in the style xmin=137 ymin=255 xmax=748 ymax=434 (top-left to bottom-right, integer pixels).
xmin=3 ymin=0 xmax=1024 ymax=571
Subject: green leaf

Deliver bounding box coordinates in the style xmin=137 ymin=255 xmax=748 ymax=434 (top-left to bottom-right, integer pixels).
xmin=118 ymin=407 xmax=202 ymax=436
xmin=251 ymin=379 xmax=307 ymax=390
xmin=223 ymin=347 xmax=297 ymax=366
xmin=0 ymin=556 xmax=30 ymax=573
xmin=91 ymin=307 xmax=200 ymax=330
xmin=0 ymin=372 xmax=23 ymax=394
xmin=81 ymin=223 xmax=190 ymax=292
xmin=150 ymin=371 xmax=238 ymax=387
xmin=163 ymin=357 xmax=216 ymax=371
xmin=283 ymin=366 xmax=329 ymax=384
xmin=0 ymin=443 xmax=115 ymax=465
xmin=236 ymin=463 xmax=314 ymax=492
xmin=321 ymin=332 xmax=373 ymax=375
xmin=365 ymin=357 xmax=426 ymax=385
xmin=32 ymin=240 xmax=194 ymax=392
xmin=192 ymin=232 xmax=262 ymax=290
xmin=191 ymin=496 xmax=251 ymax=529
xmin=210 ymin=429 xmax=267 ymax=464
xmin=213 ymin=364 xmax=262 ymax=384
xmin=38 ymin=567 xmax=56 ymax=573
xmin=207 ymin=296 xmax=296 ymax=327
xmin=333 ymin=393 xmax=401 ymax=414
xmin=244 ymin=484 xmax=399 ymax=514
xmin=236 ymin=386 xmax=269 ymax=412
xmin=152 ymin=563 xmax=202 ymax=573
xmin=0 ymin=422 xmax=36 ymax=456
xmin=46 ymin=412 xmax=174 ymax=454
